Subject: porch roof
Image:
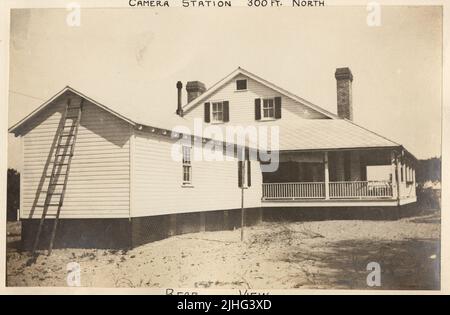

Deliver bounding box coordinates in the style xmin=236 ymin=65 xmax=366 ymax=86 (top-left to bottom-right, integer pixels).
xmin=265 ymin=119 xmax=400 ymax=152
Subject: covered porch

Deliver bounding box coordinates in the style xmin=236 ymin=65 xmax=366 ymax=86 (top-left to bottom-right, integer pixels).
xmin=261 ymin=148 xmax=417 ymax=207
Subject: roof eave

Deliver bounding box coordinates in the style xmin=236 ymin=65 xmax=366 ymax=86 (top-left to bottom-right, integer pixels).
xmin=277 ymin=145 xmax=401 ymax=154
xmin=8 ymin=86 xmax=137 ymax=136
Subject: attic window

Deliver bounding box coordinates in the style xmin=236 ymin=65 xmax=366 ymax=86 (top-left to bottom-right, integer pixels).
xmin=236 ymin=79 xmax=247 ymax=91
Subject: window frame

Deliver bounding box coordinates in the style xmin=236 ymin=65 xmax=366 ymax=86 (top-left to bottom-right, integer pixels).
xmin=236 ymin=79 xmax=248 ymax=91
xmin=182 ymin=145 xmax=192 ymax=186
xmin=211 ymin=101 xmax=225 ymax=123
xmin=262 ymin=98 xmax=275 ymax=119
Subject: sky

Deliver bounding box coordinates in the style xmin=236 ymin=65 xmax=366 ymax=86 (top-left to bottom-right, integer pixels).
xmin=8 ymin=6 xmax=442 ymax=170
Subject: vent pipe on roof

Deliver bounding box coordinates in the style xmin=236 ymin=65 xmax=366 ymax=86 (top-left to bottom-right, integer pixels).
xmin=176 ymin=81 xmax=183 ymax=117
xmin=335 ymin=67 xmax=353 ymax=120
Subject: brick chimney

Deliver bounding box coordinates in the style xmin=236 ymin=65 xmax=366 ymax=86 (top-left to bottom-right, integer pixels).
xmin=186 ymin=81 xmax=206 ymax=103
xmin=335 ymin=67 xmax=353 ymax=120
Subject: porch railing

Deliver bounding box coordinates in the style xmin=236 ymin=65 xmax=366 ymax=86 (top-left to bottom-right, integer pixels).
xmin=262 ymin=181 xmax=393 ymax=200
xmin=329 ymin=181 xmax=393 ymax=199
xmin=262 ymin=182 xmax=325 ymax=200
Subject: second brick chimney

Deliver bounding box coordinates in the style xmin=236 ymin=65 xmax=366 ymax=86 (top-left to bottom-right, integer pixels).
xmin=335 ymin=67 xmax=353 ymax=120
xmin=186 ymin=81 xmax=206 ymax=103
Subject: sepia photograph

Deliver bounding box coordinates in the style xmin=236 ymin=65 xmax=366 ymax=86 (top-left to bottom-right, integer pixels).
xmin=2 ymin=1 xmax=445 ymax=293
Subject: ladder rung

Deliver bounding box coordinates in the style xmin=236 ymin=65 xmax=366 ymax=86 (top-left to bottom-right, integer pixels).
xmin=49 ymin=183 xmax=65 ymax=186
xmin=65 ymin=115 xmax=79 ymax=119
xmin=46 ymin=173 xmax=67 ymax=177
xmin=54 ymin=162 xmax=69 ymax=166
xmin=60 ymin=134 xmax=74 ymax=137
xmin=56 ymin=154 xmax=72 ymax=157
xmin=36 ymin=204 xmax=60 ymax=207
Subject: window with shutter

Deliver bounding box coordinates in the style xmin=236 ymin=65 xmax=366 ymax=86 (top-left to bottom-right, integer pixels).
xmin=210 ymin=101 xmax=228 ymax=123
xmin=256 ymin=97 xmax=282 ymax=120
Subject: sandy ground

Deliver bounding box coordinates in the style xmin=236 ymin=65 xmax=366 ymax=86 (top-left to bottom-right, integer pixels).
xmin=6 ymin=213 xmax=440 ymax=290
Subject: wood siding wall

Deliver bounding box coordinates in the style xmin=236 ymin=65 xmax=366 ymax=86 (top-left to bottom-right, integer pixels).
xmin=131 ymin=130 xmax=262 ymax=217
xmin=185 ymin=74 xmax=328 ymax=124
xmin=21 ymin=94 xmax=131 ymax=219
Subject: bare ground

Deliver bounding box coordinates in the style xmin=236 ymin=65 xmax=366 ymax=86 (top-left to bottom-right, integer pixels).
xmin=6 ymin=213 xmax=440 ymax=290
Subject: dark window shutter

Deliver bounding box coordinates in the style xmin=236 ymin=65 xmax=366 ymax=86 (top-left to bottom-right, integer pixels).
xmin=238 ymin=161 xmax=243 ymax=188
xmin=247 ymin=160 xmax=251 ymax=187
xmin=223 ymin=101 xmax=229 ymax=122
xmin=204 ymin=102 xmax=210 ymax=123
xmin=255 ymin=98 xmax=261 ymax=120
xmin=274 ymin=96 xmax=282 ymax=119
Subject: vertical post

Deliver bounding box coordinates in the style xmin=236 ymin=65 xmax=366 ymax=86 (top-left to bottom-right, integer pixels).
xmin=241 ymin=185 xmax=244 ymax=242
xmin=390 ymin=151 xmax=398 ymax=200
xmin=396 ymin=155 xmax=403 ymax=200
xmin=238 ymin=150 xmax=246 ymax=242
xmin=324 ymin=152 xmax=330 ymax=199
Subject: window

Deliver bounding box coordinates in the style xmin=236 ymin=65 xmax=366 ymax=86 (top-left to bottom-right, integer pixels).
xmin=212 ymin=102 xmax=224 ymax=122
xmin=236 ymin=79 xmax=247 ymax=91
xmin=255 ymin=97 xmax=281 ymax=120
xmin=182 ymin=146 xmax=192 ymax=185
xmin=205 ymin=101 xmax=229 ymax=123
xmin=262 ymin=98 xmax=275 ymax=118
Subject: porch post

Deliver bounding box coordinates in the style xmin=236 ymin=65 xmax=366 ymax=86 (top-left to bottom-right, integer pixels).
xmin=324 ymin=151 xmax=330 ymax=199
xmin=390 ymin=151 xmax=399 ymax=200
xmin=396 ymin=154 xmax=402 ymax=202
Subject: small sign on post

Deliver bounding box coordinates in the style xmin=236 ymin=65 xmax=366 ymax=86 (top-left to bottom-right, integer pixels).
xmin=238 ymin=157 xmax=252 ymax=242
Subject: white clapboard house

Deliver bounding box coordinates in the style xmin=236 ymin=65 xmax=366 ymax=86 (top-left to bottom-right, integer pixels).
xmin=9 ymin=66 xmax=417 ymax=250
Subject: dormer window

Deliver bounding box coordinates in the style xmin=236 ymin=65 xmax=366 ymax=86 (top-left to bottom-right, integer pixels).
xmin=236 ymin=79 xmax=247 ymax=91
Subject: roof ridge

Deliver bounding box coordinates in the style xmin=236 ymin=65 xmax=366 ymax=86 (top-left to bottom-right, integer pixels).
xmin=8 ymin=86 xmax=137 ymax=135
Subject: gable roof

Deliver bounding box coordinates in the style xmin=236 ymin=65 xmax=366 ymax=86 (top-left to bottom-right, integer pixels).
xmin=9 ymin=81 xmax=414 ymax=160
xmin=9 ymin=86 xmax=136 ymax=135
xmin=182 ymin=67 xmax=339 ymax=119
xmin=8 ymin=86 xmax=254 ymax=148
xmin=9 ymin=86 xmax=200 ymax=137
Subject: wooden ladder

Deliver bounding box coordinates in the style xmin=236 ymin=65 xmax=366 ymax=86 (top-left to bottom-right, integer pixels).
xmin=32 ymin=98 xmax=83 ymax=256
